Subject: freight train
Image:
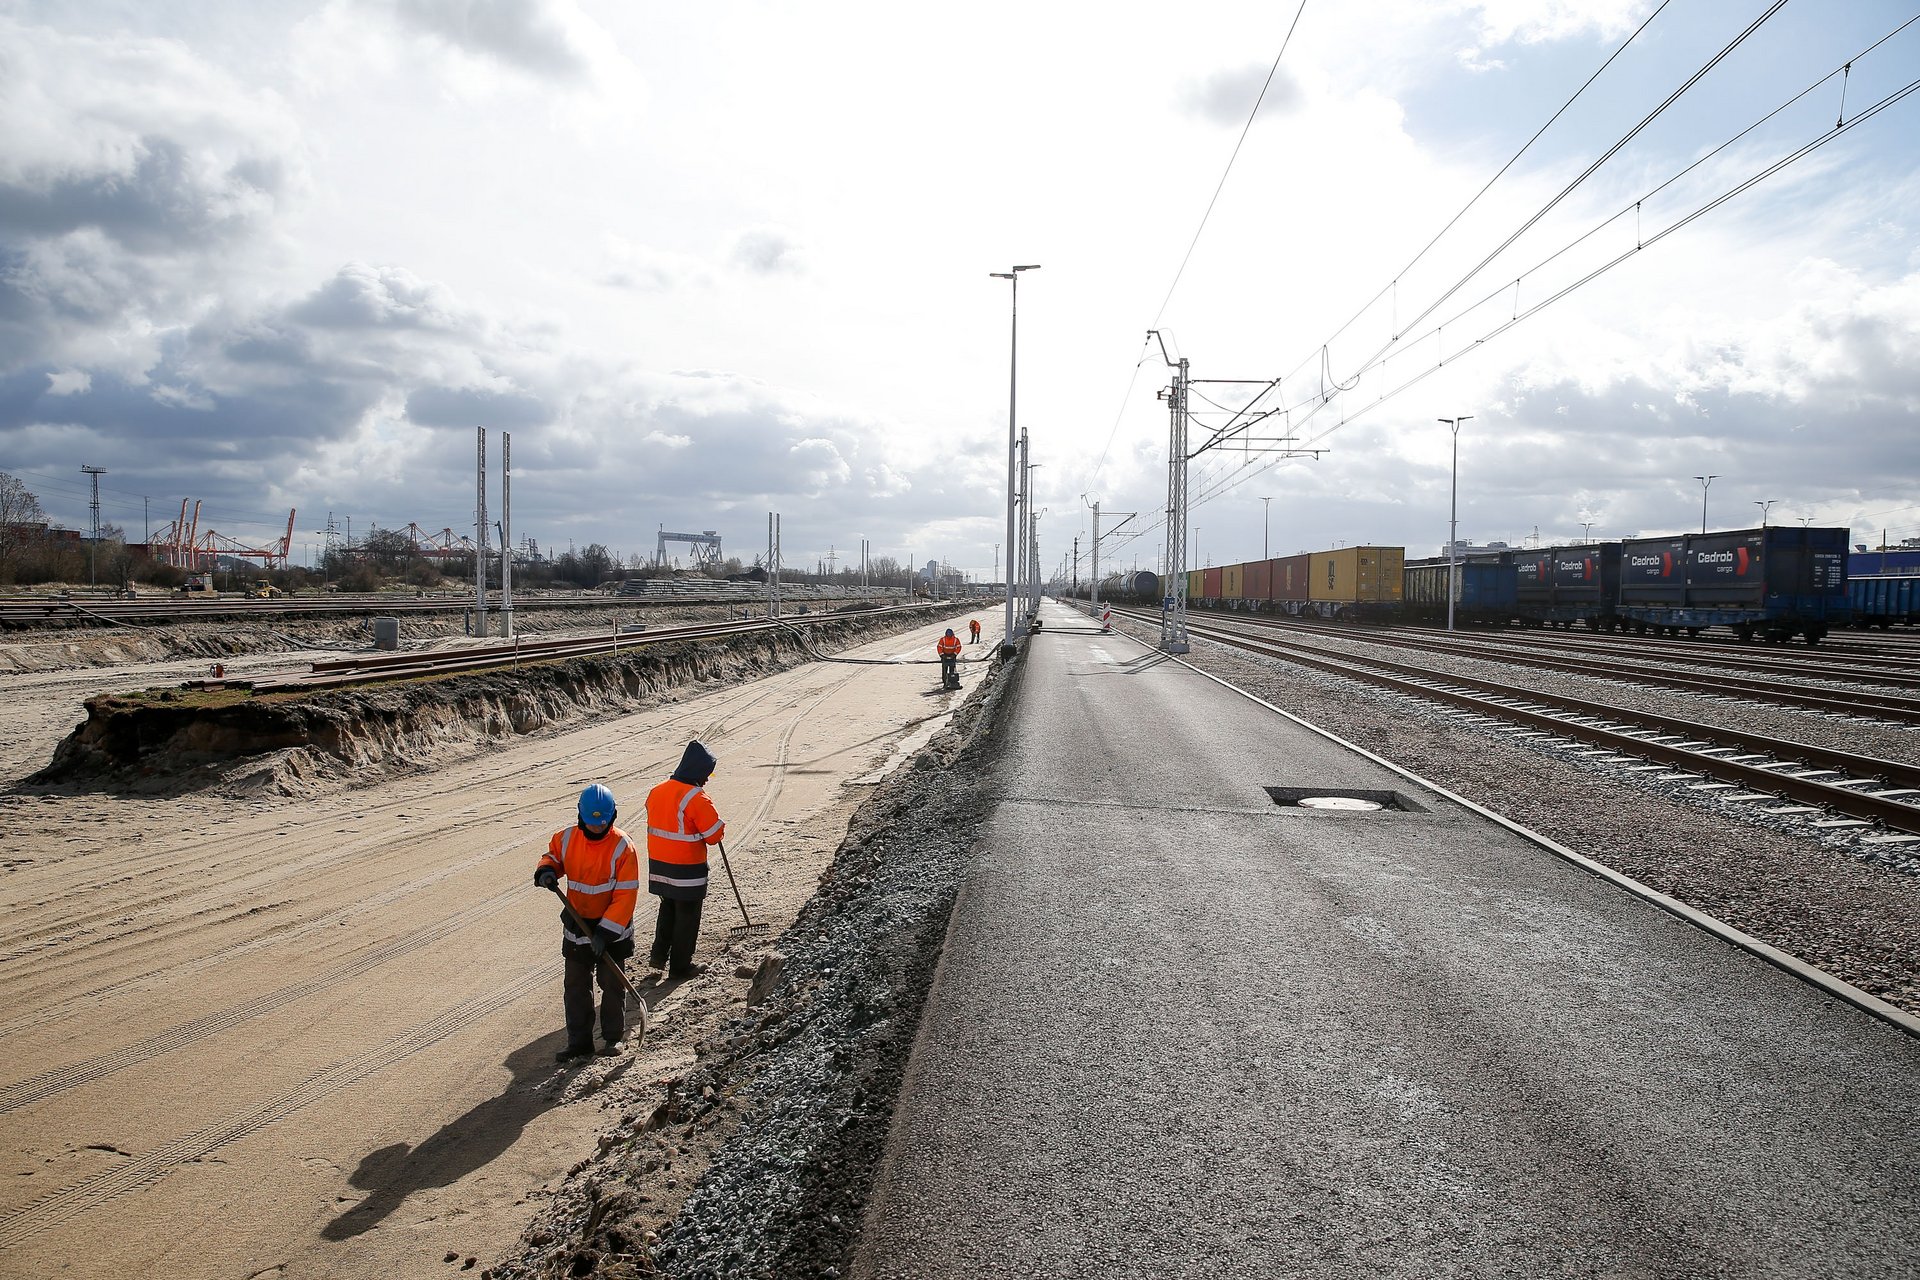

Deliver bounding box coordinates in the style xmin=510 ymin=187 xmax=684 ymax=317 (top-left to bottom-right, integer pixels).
xmin=1179 ymin=526 xmax=1852 ymax=645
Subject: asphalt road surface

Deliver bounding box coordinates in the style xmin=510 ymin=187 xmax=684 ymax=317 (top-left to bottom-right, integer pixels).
xmin=854 ymin=601 xmax=1920 ymax=1280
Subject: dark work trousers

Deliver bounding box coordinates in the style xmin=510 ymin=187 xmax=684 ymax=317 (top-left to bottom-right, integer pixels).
xmin=562 ymin=942 xmax=628 ymax=1048
xmin=650 ymin=896 xmax=704 ymax=972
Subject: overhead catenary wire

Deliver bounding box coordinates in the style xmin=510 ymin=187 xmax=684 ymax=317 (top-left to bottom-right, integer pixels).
xmin=1172 ymin=18 xmax=1920 ymax=516
xmin=1096 ymin=62 xmax=1920 ymax=560
xmin=1235 ymin=0 xmax=1788 ymax=439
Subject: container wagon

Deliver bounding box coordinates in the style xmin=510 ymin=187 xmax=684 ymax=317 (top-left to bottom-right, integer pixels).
xmin=1272 ymin=554 xmax=1313 ymax=614
xmin=1201 ymin=566 xmax=1224 ymax=604
xmin=1244 ymin=559 xmax=1274 ymax=607
xmin=1222 ymin=562 xmax=1244 ymax=605
xmin=1616 ymin=525 xmax=1849 ymax=644
xmin=1851 ymin=549 xmax=1920 ymax=577
xmin=1404 ymin=554 xmax=1516 ymax=626
xmin=1849 ymin=574 xmax=1920 ymax=628
xmin=1304 ymin=546 xmax=1405 ymax=622
xmin=1513 ymin=543 xmax=1622 ymax=630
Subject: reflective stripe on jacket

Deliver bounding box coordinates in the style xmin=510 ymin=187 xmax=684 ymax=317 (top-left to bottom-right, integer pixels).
xmin=536 ymin=826 xmax=641 ymax=941
xmin=937 ymin=634 xmax=962 ymax=657
xmin=645 ymin=777 xmax=725 ymax=901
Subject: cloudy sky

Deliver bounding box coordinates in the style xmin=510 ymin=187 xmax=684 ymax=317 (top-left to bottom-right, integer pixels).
xmin=3 ymin=0 xmax=1917 ymax=579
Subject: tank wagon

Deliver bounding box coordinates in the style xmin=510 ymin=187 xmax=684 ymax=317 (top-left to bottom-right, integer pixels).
xmin=1404 ymin=554 xmax=1517 ymax=627
xmin=1849 ymin=574 xmax=1920 ymax=628
xmin=1615 ymin=525 xmax=1849 ymax=643
xmin=1512 ymin=543 xmax=1622 ymax=630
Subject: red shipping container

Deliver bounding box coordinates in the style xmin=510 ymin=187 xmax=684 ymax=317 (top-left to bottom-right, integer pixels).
xmin=1275 ymin=554 xmax=1311 ymax=602
xmin=1245 ymin=558 xmax=1275 ymax=601
xmin=1202 ymin=567 xmax=1224 ymax=599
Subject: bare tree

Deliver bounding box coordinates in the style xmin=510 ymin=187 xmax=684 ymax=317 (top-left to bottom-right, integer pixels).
xmin=0 ymin=471 xmax=49 ymax=584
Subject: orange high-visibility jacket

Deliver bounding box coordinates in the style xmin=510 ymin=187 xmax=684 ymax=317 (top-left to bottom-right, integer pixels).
xmin=645 ymin=778 xmax=725 ymax=901
xmin=537 ymin=825 xmax=641 ymax=942
xmin=937 ymin=633 xmax=962 ymax=657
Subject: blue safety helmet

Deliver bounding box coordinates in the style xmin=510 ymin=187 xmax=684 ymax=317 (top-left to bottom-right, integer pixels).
xmin=577 ymin=783 xmax=616 ymax=831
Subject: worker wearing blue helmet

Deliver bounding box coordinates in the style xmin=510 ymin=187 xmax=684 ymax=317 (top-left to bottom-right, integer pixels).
xmin=534 ymin=783 xmax=641 ymax=1060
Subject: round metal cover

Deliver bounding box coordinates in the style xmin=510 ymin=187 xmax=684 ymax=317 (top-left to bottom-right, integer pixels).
xmin=1296 ymin=795 xmax=1382 ymax=811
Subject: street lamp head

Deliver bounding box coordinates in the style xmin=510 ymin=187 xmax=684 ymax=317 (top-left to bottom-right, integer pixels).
xmin=989 ymin=272 xmax=1014 ymax=280
xmin=1013 ymin=264 xmax=1041 ymax=272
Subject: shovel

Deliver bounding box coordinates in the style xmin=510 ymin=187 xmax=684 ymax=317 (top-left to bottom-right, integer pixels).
xmin=544 ymin=882 xmax=648 ymax=1042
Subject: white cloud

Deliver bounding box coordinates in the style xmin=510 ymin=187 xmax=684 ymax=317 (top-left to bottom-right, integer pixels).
xmin=1180 ymin=62 xmax=1305 ymax=126
xmin=729 ymin=227 xmax=806 ymax=277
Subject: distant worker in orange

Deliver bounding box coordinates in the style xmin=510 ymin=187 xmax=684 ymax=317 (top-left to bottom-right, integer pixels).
xmin=534 ymin=784 xmax=640 ymax=1060
xmin=645 ymin=741 xmax=727 ymax=978
xmin=968 ymin=618 xmax=981 ymax=645
xmin=937 ymin=627 xmax=962 ymax=688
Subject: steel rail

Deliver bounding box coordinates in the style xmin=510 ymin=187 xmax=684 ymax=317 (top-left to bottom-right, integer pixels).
xmin=1297 ymin=613 xmax=1920 ymax=686
xmin=1116 ymin=625 xmax=1920 ymax=1041
xmin=247 ymin=605 xmax=929 ymax=694
xmin=1115 ymin=608 xmax=1920 ymax=836
xmin=1197 ymin=613 xmax=1920 ymax=722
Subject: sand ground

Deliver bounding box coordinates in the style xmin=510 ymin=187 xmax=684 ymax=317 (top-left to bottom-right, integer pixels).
xmin=0 ymin=612 xmax=992 ymax=1279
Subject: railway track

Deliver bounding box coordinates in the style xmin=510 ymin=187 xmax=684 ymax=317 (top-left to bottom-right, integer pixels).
xmin=244 ymin=605 xmax=918 ymax=694
xmin=0 ymin=593 xmax=613 ymax=626
xmin=1207 ymin=614 xmax=1920 ymax=722
xmin=1116 ymin=607 xmax=1920 ymax=839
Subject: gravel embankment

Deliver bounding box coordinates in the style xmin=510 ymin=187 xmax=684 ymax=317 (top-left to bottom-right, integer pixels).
xmin=1253 ymin=624 xmax=1920 ymax=764
xmin=489 ymin=648 xmax=1017 ymax=1280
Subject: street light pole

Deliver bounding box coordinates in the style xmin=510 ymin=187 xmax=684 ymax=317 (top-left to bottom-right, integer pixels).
xmin=990 ymin=264 xmax=1040 ymax=649
xmin=1694 ymin=474 xmax=1718 ymax=534
xmin=1755 ymin=499 xmax=1775 ymax=527
xmin=1439 ymin=415 xmax=1473 ymax=631
xmin=1260 ymin=496 xmax=1272 ymax=560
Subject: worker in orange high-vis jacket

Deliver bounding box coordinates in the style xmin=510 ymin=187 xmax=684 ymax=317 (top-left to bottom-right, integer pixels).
xmin=937 ymin=627 xmax=962 ymax=688
xmin=968 ymin=618 xmax=981 ymax=644
xmin=534 ymin=783 xmax=640 ymax=1060
xmin=645 ymin=741 xmax=726 ymax=978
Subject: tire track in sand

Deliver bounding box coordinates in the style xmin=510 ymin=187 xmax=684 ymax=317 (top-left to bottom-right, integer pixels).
xmin=0 ymin=890 xmax=524 ymax=1114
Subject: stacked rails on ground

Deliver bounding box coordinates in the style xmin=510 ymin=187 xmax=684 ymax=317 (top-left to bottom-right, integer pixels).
xmin=1616 ymin=525 xmax=1850 ymax=643
xmin=1513 ymin=543 xmax=1622 ymax=631
xmin=1848 ymin=574 xmax=1920 ymax=629
xmin=1403 ymin=553 xmax=1517 ymax=627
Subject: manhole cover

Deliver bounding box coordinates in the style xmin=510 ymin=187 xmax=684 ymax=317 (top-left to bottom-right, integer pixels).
xmin=1264 ymin=786 xmax=1424 ymax=813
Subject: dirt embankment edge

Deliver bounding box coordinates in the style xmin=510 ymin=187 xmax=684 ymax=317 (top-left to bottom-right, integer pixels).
xmin=28 ymin=608 xmax=960 ymax=795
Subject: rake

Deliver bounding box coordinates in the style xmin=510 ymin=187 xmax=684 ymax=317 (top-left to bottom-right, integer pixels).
xmin=717 ymin=840 xmax=771 ymax=938
xmin=544 ymin=882 xmax=649 ymax=1042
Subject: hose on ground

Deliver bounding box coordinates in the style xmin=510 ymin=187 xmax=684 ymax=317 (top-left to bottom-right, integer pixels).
xmin=771 ymin=615 xmax=989 ymax=666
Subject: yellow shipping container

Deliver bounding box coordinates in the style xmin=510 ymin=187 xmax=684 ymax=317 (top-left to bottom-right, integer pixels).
xmin=1307 ymin=546 xmax=1406 ymax=604
xmin=1187 ymin=569 xmax=1204 ymax=601
xmin=1222 ymin=563 xmax=1244 ymax=600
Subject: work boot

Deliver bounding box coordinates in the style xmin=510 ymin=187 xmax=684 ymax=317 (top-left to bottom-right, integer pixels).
xmin=555 ymin=1043 xmax=592 ymax=1063
xmin=669 ymin=962 xmax=706 ymax=979
xmin=598 ymin=1039 xmax=623 ymax=1056
xmin=646 ymin=951 xmax=668 ymax=970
